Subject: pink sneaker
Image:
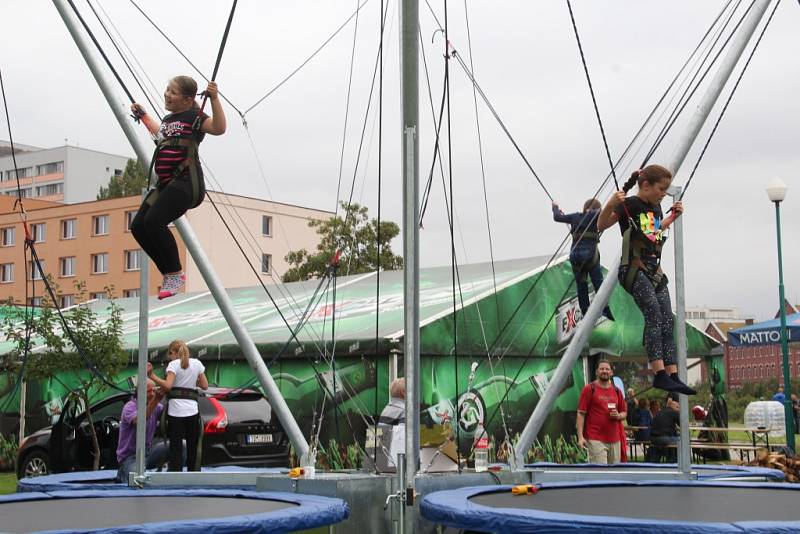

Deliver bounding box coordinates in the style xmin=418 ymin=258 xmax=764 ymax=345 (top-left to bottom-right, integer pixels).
xmin=158 ymin=273 xmax=185 ymax=300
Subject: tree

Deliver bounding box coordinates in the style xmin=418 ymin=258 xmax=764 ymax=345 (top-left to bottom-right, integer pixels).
xmin=282 ymin=202 xmax=403 ymax=282
xmin=3 ymin=280 xmax=126 ymax=470
xmin=96 ymin=159 xmax=148 ymax=200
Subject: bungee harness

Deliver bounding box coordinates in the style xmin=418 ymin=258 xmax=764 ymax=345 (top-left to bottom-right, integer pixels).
xmin=619 ymin=203 xmax=668 ymax=293
xmin=145 ymin=119 xmax=206 ymax=209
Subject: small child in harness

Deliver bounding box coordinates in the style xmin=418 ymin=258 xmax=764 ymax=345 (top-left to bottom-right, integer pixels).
xmin=552 ymin=198 xmax=614 ymax=322
xmin=130 ymin=76 xmax=227 ymax=299
xmin=597 ymin=164 xmax=695 ymax=396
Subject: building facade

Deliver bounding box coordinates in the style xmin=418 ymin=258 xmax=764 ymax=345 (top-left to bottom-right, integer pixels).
xmin=0 ymin=192 xmax=331 ymax=306
xmin=0 ymin=142 xmax=130 ymax=204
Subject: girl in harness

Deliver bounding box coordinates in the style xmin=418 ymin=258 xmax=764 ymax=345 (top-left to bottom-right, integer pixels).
xmin=148 ymin=339 xmax=208 ymax=472
xmin=552 ymin=198 xmax=614 ymax=322
xmin=130 ymin=76 xmax=227 ymax=299
xmin=597 ymin=165 xmax=695 ymax=395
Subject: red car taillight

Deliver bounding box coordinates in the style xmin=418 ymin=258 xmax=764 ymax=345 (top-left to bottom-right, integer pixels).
xmin=203 ymin=397 xmax=228 ymax=434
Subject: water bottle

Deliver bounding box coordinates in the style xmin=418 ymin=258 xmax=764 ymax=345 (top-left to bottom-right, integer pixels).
xmin=474 ymin=424 xmax=489 ymax=472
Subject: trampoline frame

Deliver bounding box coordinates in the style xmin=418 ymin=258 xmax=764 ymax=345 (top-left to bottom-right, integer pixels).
xmin=0 ymin=488 xmax=348 ymax=534
xmin=422 ymin=480 xmax=800 ymax=533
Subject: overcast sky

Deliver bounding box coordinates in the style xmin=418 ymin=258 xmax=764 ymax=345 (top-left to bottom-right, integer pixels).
xmin=2 ymin=0 xmax=798 ymax=321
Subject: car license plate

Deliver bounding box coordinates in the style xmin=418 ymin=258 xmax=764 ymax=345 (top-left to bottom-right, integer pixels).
xmin=246 ymin=433 xmax=273 ymax=444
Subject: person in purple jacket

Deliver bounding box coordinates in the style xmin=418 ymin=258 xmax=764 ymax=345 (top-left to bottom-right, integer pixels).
xmin=116 ymin=371 xmax=168 ymax=482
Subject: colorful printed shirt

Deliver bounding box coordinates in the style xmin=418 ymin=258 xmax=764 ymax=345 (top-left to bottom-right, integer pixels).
xmin=613 ymin=196 xmax=665 ymax=268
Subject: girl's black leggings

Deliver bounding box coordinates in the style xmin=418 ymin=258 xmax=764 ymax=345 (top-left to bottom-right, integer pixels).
xmin=619 ymin=266 xmax=676 ymax=366
xmin=167 ymin=413 xmax=201 ymax=472
xmin=130 ymin=178 xmax=192 ymax=275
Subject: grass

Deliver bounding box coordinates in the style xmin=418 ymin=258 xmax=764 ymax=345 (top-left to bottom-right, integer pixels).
xmin=0 ymin=472 xmax=17 ymax=495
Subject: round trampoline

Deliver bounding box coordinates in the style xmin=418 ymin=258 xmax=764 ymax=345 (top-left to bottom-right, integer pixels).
xmin=0 ymin=488 xmax=348 ymax=533
xmin=422 ymin=481 xmax=800 ymax=533
xmin=526 ymin=462 xmax=785 ymax=481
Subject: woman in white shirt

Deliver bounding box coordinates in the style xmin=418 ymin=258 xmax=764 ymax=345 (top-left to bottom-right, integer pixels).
xmin=148 ymin=339 xmax=208 ymax=471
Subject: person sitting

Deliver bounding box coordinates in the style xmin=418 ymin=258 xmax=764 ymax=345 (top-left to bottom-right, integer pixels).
xmin=649 ymin=393 xmax=680 ymax=463
xmin=116 ymin=373 xmax=168 ymax=482
xmin=633 ymin=398 xmax=652 ymax=442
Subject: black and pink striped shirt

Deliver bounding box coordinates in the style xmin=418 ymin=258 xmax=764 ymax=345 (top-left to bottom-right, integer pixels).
xmin=154 ymin=108 xmax=207 ymax=184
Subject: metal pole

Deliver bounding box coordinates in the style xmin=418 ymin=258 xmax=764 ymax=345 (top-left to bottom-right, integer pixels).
xmin=134 ymin=211 xmax=149 ymax=481
xmin=400 ymin=0 xmax=420 ymax=489
xmin=513 ymin=0 xmax=773 ymax=466
xmin=18 ymin=377 xmax=26 ymax=443
xmin=774 ymin=200 xmax=796 ymax=450
xmin=52 ymin=0 xmax=310 ymax=464
xmin=671 ymin=185 xmax=691 ymax=473
xmin=397 ymin=452 xmax=406 ymax=534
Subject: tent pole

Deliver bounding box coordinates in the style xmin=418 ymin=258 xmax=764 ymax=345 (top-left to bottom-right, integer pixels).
xmin=513 ymin=0 xmax=772 ymax=468
xmin=52 ymin=0 xmax=310 ymax=465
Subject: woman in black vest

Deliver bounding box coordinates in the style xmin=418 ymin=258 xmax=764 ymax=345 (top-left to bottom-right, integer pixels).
xmin=130 ymin=76 xmax=226 ymax=299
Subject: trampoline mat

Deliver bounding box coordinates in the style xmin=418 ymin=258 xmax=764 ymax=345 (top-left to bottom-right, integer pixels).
xmin=0 ymin=496 xmax=297 ymax=533
xmin=471 ymin=485 xmax=800 ymax=523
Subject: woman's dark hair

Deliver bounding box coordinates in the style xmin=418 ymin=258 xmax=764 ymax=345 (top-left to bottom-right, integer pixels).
xmin=583 ymin=198 xmax=601 ymax=212
xmin=621 ymin=164 xmax=672 ymax=193
xmin=638 ymin=398 xmax=649 ymax=409
xmin=171 ymin=76 xmax=200 ymax=110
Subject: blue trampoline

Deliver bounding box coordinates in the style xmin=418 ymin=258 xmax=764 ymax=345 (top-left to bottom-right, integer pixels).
xmin=0 ymin=488 xmax=348 ymax=533
xmin=422 ymin=481 xmax=800 ymax=533
xmin=526 ymin=462 xmax=785 ymax=481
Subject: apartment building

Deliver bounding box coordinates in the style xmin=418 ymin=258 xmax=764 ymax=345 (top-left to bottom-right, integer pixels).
xmin=0 ymin=141 xmax=130 ymax=204
xmin=0 ymin=192 xmax=331 ymax=306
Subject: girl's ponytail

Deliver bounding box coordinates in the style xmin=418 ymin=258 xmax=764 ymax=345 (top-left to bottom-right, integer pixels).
xmin=622 ymin=170 xmax=640 ymax=193
xmin=168 ymin=340 xmax=191 ymax=370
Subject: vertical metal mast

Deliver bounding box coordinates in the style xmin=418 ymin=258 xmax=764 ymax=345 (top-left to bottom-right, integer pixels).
xmin=52 ymin=0 xmax=310 ymax=465
xmin=400 ymin=0 xmax=420 ymax=490
xmin=514 ymin=0 xmax=772 ymax=467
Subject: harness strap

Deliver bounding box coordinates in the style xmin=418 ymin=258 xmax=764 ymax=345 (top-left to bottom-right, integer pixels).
xmin=168 ymin=386 xmax=200 ymax=401
xmin=572 ymin=230 xmax=599 ymax=243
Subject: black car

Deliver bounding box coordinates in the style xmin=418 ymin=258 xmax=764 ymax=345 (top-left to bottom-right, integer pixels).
xmin=16 ymin=387 xmax=290 ymax=479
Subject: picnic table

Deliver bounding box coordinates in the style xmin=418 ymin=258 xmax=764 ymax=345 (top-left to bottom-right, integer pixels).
xmin=689 ymin=426 xmax=771 ymax=450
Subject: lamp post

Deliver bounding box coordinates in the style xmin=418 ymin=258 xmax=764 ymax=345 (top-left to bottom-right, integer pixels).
xmin=766 ymin=177 xmax=795 ymax=451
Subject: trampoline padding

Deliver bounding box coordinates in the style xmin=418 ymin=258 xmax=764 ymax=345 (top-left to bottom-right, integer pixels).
xmin=0 ymin=489 xmax=348 ymax=533
xmin=525 ymin=462 xmax=786 ymax=481
xmin=421 ymin=481 xmax=800 ymax=533
xmin=17 ymin=467 xmax=290 ymax=493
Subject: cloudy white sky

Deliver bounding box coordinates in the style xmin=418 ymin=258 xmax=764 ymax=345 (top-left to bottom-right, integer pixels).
xmin=2 ymin=0 xmax=798 ymax=321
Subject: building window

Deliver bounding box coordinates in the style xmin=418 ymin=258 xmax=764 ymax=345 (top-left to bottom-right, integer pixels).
xmin=31 ymin=223 xmax=46 ymax=243
xmin=35 ymin=183 xmax=64 ymax=197
xmin=29 ymin=260 xmax=45 ymax=280
xmin=1 ymin=227 xmax=14 ymax=247
xmin=60 ymin=295 xmax=75 ymax=308
xmin=124 ymin=250 xmax=141 ymax=271
xmin=28 ymin=296 xmax=42 ymax=307
xmin=61 ymin=219 xmax=76 ymax=239
xmin=123 ymin=288 xmax=140 ymax=298
xmin=0 ymin=263 xmax=13 ymax=283
xmin=60 ymin=256 xmax=76 ymax=277
xmin=125 ymin=211 xmax=137 ymax=231
xmin=261 ymin=253 xmax=271 ymax=274
xmin=262 ymin=215 xmax=272 ymax=236
xmin=114 ymin=169 xmax=123 ymax=177
xmin=35 ymin=161 xmax=64 ymax=175
xmin=90 ymin=291 xmax=108 ymax=301
xmin=91 ymin=253 xmax=108 ymax=274
xmin=93 ymin=215 xmax=109 ymax=236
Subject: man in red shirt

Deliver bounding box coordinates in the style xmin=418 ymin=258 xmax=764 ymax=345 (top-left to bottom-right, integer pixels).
xmin=576 ymin=359 xmax=626 ymax=464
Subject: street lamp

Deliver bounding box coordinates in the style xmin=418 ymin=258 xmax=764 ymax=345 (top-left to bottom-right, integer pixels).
xmin=766 ymin=178 xmax=795 ymax=451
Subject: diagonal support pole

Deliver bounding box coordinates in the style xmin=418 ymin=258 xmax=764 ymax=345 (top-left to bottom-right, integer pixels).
xmin=52 ymin=0 xmax=310 ymax=466
xmin=513 ymin=0 xmax=773 ymax=468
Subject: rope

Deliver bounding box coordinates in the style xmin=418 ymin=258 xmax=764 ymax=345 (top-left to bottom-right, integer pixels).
xmin=242 ymin=0 xmax=372 ymax=117
xmin=65 ymin=0 xmax=137 ymax=104
xmin=680 ymin=0 xmax=781 ymax=201
xmin=125 ymin=0 xmax=243 ymax=116
xmin=565 ymin=0 xmax=618 ymax=189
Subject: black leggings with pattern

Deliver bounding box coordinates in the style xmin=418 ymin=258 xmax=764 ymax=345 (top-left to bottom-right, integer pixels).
xmin=619 ymin=266 xmax=676 ymax=366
